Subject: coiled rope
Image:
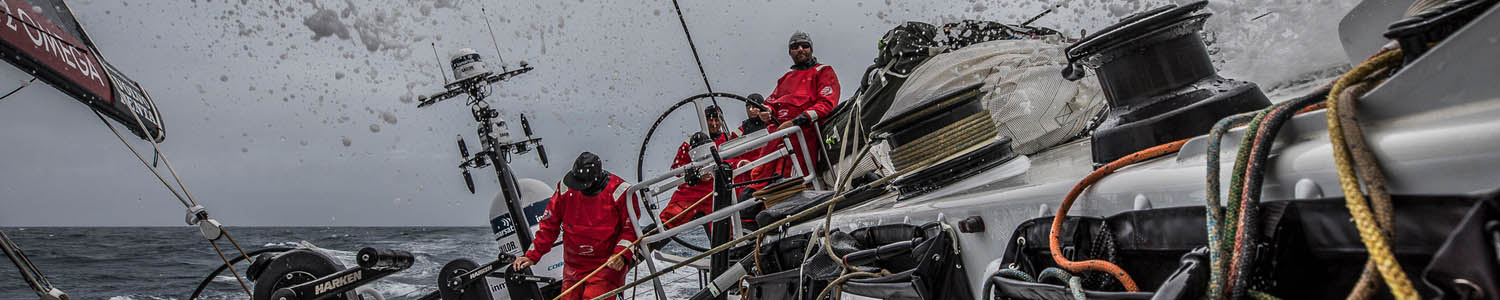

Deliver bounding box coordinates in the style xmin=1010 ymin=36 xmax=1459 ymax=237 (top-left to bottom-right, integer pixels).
xmin=981 ymin=267 xmax=1085 ymax=300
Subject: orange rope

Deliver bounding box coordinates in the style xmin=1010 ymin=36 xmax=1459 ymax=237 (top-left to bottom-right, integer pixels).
xmin=1049 ymin=139 xmax=1189 ymax=292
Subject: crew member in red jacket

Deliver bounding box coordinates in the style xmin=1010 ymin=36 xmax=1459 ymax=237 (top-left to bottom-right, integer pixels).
xmin=761 ymin=31 xmax=839 ymax=178
xmin=731 ymin=93 xmax=771 ymax=161
xmin=511 ymin=152 xmax=638 ymax=300
xmin=659 ymin=106 xmax=733 ymax=228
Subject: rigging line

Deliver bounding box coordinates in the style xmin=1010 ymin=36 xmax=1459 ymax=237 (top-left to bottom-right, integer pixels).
xmin=121 ymin=96 xmax=200 ymax=207
xmin=117 ymin=95 xmax=256 ymax=264
xmin=208 ymin=240 xmax=255 ymax=296
xmin=668 ymin=0 xmax=722 ymax=111
xmin=93 ymin=109 xmax=192 ymax=208
xmin=99 ymin=108 xmax=255 ymax=266
xmin=0 ymin=77 xmax=37 ymax=102
xmin=97 ymin=109 xmax=256 ymax=289
xmin=219 ymin=228 xmax=255 ymax=266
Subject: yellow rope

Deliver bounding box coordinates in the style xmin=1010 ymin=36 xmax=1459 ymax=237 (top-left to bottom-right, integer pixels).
xmin=1338 ymin=79 xmax=1397 ymax=300
xmin=1325 ymin=50 xmax=1417 ymax=300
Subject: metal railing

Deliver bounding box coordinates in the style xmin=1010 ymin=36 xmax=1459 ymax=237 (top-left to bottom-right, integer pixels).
xmin=620 ymin=125 xmax=820 ymax=298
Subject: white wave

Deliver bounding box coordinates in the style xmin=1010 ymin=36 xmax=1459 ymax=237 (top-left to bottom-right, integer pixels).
xmin=261 ymin=241 xmax=301 ymax=248
xmin=109 ymin=296 xmax=179 ymax=300
xmin=368 ymin=281 xmax=434 ymax=298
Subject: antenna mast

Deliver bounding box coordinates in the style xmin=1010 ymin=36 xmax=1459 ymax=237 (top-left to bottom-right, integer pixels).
xmin=481 ymin=7 xmax=509 ymax=72
xmin=432 ymin=42 xmax=450 ymax=84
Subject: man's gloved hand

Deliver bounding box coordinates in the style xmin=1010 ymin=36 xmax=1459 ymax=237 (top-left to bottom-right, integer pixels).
xmin=682 ymin=167 xmax=702 ymax=186
xmin=791 ymin=114 xmax=812 ymax=126
xmin=780 ymin=114 xmax=811 ymax=129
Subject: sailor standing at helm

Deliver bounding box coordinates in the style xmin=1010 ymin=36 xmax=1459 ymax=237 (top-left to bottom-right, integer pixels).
xmin=511 ymin=152 xmax=638 ymax=300
xmin=763 ymin=31 xmax=839 ymax=176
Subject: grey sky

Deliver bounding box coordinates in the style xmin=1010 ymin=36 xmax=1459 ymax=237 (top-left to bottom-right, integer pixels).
xmin=0 ymin=0 xmax=1355 ymax=226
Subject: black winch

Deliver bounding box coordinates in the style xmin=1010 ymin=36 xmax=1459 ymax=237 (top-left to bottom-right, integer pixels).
xmin=246 ymin=247 xmax=414 ymax=300
xmin=1062 ymin=1 xmax=1270 ymax=165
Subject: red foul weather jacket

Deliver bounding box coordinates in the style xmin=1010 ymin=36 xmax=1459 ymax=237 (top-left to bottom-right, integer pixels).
xmin=660 ymin=132 xmax=765 ymax=227
xmin=764 ymin=63 xmax=839 ymax=176
xmin=524 ymin=174 xmax=639 ymax=282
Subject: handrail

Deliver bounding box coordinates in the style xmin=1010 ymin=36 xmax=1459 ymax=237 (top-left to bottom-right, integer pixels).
xmin=648 ymin=147 xmax=791 ymax=197
xmin=791 ymin=126 xmax=824 ymax=190
xmin=622 ymin=124 xmax=821 ymax=300
xmin=634 ymin=126 xmax=804 ymax=191
xmin=642 ymin=199 xmax=764 ymax=244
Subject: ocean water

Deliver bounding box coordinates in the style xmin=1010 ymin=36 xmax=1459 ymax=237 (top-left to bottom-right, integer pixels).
xmin=0 ymin=227 xmax=707 ymax=300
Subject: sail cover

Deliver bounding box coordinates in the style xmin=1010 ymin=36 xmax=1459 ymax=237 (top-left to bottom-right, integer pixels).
xmin=0 ymin=0 xmax=163 ymax=141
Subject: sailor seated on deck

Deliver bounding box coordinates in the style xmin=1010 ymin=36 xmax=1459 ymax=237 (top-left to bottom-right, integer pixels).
xmin=511 ymin=152 xmax=638 ymax=300
xmin=658 ymin=106 xmax=736 ymax=229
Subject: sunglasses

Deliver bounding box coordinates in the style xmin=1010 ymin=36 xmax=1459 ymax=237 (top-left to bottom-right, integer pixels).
xmin=789 ymin=42 xmax=811 ymax=50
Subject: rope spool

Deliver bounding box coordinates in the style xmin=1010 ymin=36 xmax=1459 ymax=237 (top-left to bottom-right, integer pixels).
xmin=872 ymin=83 xmax=1016 ymax=199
